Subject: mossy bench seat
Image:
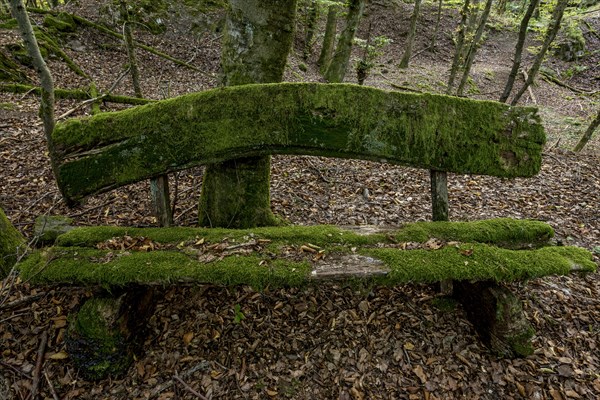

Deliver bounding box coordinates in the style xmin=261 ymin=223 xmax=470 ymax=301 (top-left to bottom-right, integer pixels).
xmin=19 ymin=219 xmax=594 ymax=287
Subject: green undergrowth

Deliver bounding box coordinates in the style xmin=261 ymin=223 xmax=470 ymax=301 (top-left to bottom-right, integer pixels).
xmin=17 ymin=219 xmax=596 ymax=288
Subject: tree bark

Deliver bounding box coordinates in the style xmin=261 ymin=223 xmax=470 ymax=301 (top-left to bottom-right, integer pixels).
xmin=303 ymin=0 xmax=318 ymax=60
xmin=324 ymin=0 xmax=365 ymax=83
xmin=0 ymin=207 xmax=24 ymax=278
xmin=119 ymin=0 xmax=142 ymax=98
xmin=446 ymin=0 xmax=471 ymax=94
xmin=573 ymin=109 xmax=600 ymax=152
xmin=499 ymin=0 xmax=539 ymax=103
xmin=429 ymin=0 xmax=443 ymax=51
xmin=456 ymin=0 xmax=494 ymax=96
xmin=318 ymin=5 xmax=337 ymax=75
xmin=399 ymin=0 xmax=422 ymax=68
xmin=9 ymin=0 xmax=55 ymax=153
xmin=510 ymin=0 xmax=569 ymax=106
xmin=199 ymin=0 xmax=297 ymax=228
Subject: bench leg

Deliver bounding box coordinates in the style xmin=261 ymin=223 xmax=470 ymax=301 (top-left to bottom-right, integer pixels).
xmin=453 ymin=281 xmax=534 ymax=357
xmin=66 ymin=287 xmax=155 ymax=380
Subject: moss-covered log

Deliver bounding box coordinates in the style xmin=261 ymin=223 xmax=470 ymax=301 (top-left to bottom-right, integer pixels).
xmin=51 ymin=83 xmax=545 ymax=203
xmin=0 ymin=83 xmax=154 ymax=105
xmin=0 ymin=207 xmax=25 ymax=278
xmin=16 ymin=219 xmax=595 ymax=287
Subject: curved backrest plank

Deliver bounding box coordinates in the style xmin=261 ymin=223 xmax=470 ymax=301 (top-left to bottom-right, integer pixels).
xmin=52 ymin=83 xmax=545 ymax=202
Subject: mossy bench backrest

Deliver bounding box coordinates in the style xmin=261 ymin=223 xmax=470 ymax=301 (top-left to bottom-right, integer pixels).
xmin=51 ymin=83 xmax=545 ymax=204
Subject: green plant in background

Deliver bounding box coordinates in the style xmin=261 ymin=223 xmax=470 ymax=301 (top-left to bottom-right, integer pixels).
xmin=354 ymin=34 xmax=392 ymax=85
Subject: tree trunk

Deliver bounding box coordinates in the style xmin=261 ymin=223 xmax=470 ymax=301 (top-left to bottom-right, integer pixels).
xmin=199 ymin=0 xmax=297 ymax=228
xmin=429 ymin=0 xmax=443 ymax=51
xmin=120 ymin=1 xmax=142 ymax=98
xmin=9 ymin=0 xmax=55 ymax=156
xmin=573 ymin=109 xmax=600 ymax=152
xmin=0 ymin=207 xmax=24 ymax=278
xmin=446 ymin=0 xmax=471 ymax=94
xmin=318 ymin=5 xmax=337 ymax=75
xmin=324 ymin=0 xmax=365 ymax=83
xmin=510 ymin=0 xmax=569 ymax=106
xmin=399 ymin=0 xmax=422 ymax=68
xmin=499 ymin=0 xmax=539 ymax=103
xmin=456 ymin=0 xmax=494 ymax=96
xmin=303 ymin=0 xmax=318 ymax=60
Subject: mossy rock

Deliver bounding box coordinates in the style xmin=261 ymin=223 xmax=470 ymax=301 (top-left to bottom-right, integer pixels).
xmin=34 ymin=215 xmax=74 ymax=245
xmin=43 ymin=13 xmax=77 ymax=34
xmin=0 ymin=49 xmax=29 ymax=83
xmin=0 ymin=207 xmax=25 ymax=279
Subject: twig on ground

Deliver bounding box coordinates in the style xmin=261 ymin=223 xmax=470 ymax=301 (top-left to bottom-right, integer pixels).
xmin=149 ymin=361 xmax=210 ymax=397
xmin=0 ymin=293 xmax=44 ymax=311
xmin=173 ymin=372 xmax=209 ymax=399
xmin=0 ymin=361 xmax=32 ymax=379
xmin=29 ymin=330 xmax=48 ymax=400
xmin=43 ymin=371 xmax=59 ymax=400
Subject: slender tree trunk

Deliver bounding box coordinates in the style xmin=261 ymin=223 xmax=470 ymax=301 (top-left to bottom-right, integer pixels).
xmin=120 ymin=1 xmax=142 ymax=98
xmin=573 ymin=109 xmax=600 ymax=152
xmin=318 ymin=5 xmax=338 ymax=75
xmin=9 ymin=0 xmax=56 ymax=164
xmin=119 ymin=0 xmax=172 ymax=226
xmin=303 ymin=0 xmax=318 ymax=60
xmin=199 ymin=0 xmax=297 ymax=228
xmin=399 ymin=0 xmax=422 ymax=68
xmin=456 ymin=0 xmax=493 ymax=96
xmin=324 ymin=0 xmax=365 ymax=83
xmin=429 ymin=0 xmax=443 ymax=51
xmin=511 ymin=0 xmax=569 ymax=106
xmin=499 ymin=0 xmax=539 ymax=103
xmin=446 ymin=0 xmax=471 ymax=94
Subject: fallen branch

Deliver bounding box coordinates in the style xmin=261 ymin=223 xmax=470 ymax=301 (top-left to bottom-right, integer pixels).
xmin=539 ymin=70 xmax=598 ymax=95
xmin=1 ymin=83 xmax=153 ymax=105
xmin=0 ymin=293 xmax=44 ymax=311
xmin=150 ymin=361 xmax=210 ymax=398
xmin=43 ymin=371 xmax=59 ymax=400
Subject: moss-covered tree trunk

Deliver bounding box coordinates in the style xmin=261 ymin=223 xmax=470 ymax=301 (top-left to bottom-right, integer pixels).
xmin=399 ymin=0 xmax=421 ymax=68
xmin=499 ymin=0 xmax=539 ymax=103
xmin=510 ymin=0 xmax=568 ymax=106
xmin=303 ymin=0 xmax=318 ymax=60
xmin=324 ymin=0 xmax=365 ymax=83
xmin=318 ymin=5 xmax=337 ymax=75
xmin=199 ymin=0 xmax=297 ymax=228
xmin=0 ymin=207 xmax=24 ymax=278
xmin=446 ymin=0 xmax=471 ymax=94
xmin=456 ymin=0 xmax=493 ymax=96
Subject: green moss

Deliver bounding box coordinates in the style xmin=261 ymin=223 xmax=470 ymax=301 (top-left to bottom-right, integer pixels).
xmin=507 ymin=326 xmax=535 ymax=357
xmin=0 ymin=207 xmax=25 ymax=278
xmin=43 ymin=13 xmax=77 ymax=33
xmin=53 ymin=219 xmax=553 ymax=248
xmin=367 ymin=245 xmax=595 ymax=284
xmin=51 ymin=83 xmax=545 ymax=203
xmin=17 ymin=220 xmax=595 ymax=287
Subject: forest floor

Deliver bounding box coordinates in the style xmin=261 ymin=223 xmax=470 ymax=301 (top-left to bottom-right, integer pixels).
xmin=1 ymin=1 xmax=599 ymax=399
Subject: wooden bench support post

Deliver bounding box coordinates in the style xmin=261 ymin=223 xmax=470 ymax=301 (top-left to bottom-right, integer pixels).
xmin=150 ymin=175 xmax=173 ymax=227
xmin=431 ymin=169 xmax=453 ymax=295
xmin=66 ymin=286 xmax=156 ymax=380
xmin=453 ymin=281 xmax=534 ymax=357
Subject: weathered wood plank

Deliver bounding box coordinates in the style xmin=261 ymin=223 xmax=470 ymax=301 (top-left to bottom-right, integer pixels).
xmin=51 ymin=83 xmax=545 ymax=203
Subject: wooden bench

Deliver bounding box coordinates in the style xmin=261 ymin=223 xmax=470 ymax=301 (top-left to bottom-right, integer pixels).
xmin=17 ymin=83 xmax=596 ymax=379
